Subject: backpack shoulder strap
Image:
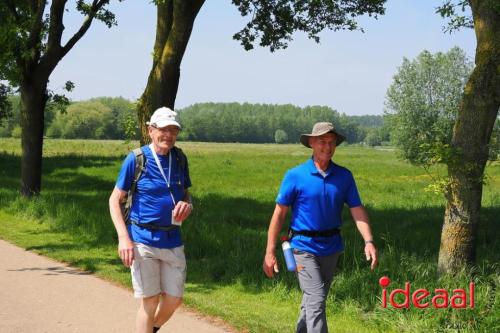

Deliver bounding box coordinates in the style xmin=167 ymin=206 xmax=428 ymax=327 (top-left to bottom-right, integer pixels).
xmin=172 ymin=146 xmax=187 ymax=172
xmin=124 ymin=147 xmax=145 ymax=223
xmin=130 ymin=147 xmax=145 ymax=192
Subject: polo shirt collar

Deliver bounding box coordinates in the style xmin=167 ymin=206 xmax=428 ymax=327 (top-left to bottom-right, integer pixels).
xmin=307 ymin=157 xmax=334 ymax=175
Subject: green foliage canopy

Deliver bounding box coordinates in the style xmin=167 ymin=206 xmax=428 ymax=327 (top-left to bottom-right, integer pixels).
xmin=436 ymin=0 xmax=474 ymax=33
xmin=232 ymin=0 xmax=386 ymax=51
xmin=0 ymin=0 xmax=109 ymax=118
xmin=0 ymin=1 xmax=120 ymax=87
xmin=45 ymin=97 xmax=138 ymax=140
xmin=385 ymin=47 xmax=473 ymax=165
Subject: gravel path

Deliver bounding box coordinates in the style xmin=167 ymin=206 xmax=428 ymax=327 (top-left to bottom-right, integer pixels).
xmin=0 ymin=239 xmax=234 ymax=333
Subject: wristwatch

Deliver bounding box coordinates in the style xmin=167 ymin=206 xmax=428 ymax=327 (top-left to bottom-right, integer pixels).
xmin=365 ymin=240 xmax=375 ymax=245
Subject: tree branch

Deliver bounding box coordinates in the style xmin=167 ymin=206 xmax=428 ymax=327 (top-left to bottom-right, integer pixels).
xmin=39 ymin=0 xmax=110 ymax=75
xmin=192 ymin=0 xmax=206 ymax=14
xmin=43 ymin=0 xmax=66 ymax=68
xmin=60 ymin=0 xmax=109 ymax=58
xmin=26 ymin=0 xmax=47 ymax=53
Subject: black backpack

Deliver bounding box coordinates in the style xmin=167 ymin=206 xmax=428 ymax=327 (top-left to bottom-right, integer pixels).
xmin=121 ymin=146 xmax=187 ymax=223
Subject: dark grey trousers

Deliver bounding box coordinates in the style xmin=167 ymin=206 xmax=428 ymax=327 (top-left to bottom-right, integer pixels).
xmin=294 ymin=250 xmax=341 ymax=333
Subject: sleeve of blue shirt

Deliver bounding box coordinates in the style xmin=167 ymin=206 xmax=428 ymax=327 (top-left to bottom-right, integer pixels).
xmin=346 ymin=172 xmax=362 ymax=208
xmin=275 ymin=170 xmax=296 ymax=206
xmin=115 ymin=152 xmax=135 ymax=192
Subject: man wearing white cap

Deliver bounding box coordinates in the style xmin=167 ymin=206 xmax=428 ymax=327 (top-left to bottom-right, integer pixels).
xmin=109 ymin=107 xmax=193 ymax=333
xmin=263 ymin=122 xmax=378 ymax=333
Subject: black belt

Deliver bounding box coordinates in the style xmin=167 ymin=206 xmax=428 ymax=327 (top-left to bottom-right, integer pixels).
xmin=129 ymin=220 xmax=179 ymax=232
xmin=288 ymin=228 xmax=340 ymax=239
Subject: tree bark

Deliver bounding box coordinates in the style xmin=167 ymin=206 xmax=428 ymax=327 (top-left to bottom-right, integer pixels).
xmin=438 ymin=0 xmax=500 ymax=274
xmin=20 ymin=77 xmax=49 ymax=197
xmin=137 ymin=0 xmax=205 ymax=144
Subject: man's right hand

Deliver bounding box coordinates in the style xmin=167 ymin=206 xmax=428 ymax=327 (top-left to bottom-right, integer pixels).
xmin=118 ymin=236 xmax=134 ymax=267
xmin=263 ymin=252 xmax=279 ymax=278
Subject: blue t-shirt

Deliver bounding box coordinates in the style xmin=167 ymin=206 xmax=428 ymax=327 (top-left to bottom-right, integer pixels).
xmin=276 ymin=158 xmax=362 ymax=256
xmin=116 ymin=145 xmax=191 ymax=249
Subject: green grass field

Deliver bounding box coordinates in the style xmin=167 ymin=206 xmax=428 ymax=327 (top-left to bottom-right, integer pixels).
xmin=0 ymin=138 xmax=498 ymax=332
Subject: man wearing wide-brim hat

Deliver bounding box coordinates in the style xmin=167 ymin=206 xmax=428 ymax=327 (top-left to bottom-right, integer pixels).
xmin=263 ymin=122 xmax=378 ymax=333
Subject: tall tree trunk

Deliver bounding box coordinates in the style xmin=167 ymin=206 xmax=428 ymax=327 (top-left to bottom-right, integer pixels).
xmin=438 ymin=0 xmax=500 ymax=274
xmin=137 ymin=0 xmax=205 ymax=144
xmin=19 ymin=79 xmax=49 ymax=197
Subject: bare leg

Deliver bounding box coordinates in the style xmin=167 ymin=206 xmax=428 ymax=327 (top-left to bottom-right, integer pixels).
xmin=153 ymin=293 xmax=183 ymax=328
xmin=136 ymin=295 xmax=160 ymax=333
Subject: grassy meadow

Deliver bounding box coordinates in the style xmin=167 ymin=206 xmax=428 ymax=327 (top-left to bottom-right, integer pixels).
xmin=0 ymin=138 xmax=498 ymax=332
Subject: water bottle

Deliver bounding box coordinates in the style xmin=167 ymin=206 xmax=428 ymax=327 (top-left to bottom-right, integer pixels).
xmin=281 ymin=237 xmax=297 ymax=272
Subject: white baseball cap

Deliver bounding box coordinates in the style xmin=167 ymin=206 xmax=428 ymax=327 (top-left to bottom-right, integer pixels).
xmin=146 ymin=107 xmax=181 ymax=129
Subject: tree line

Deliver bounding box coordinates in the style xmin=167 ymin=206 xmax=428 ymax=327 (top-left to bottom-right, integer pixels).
xmin=0 ymin=97 xmax=387 ymax=145
xmin=178 ymin=103 xmax=388 ymax=144
xmin=0 ymin=96 xmax=138 ymax=141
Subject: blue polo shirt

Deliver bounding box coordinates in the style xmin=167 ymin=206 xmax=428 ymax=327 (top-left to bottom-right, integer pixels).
xmin=116 ymin=145 xmax=191 ymax=249
xmin=276 ymin=158 xmax=362 ymax=256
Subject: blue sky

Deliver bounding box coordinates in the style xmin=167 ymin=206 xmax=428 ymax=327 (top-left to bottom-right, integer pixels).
xmin=50 ymin=0 xmax=476 ymax=116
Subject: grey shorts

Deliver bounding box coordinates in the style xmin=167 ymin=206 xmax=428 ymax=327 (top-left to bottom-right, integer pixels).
xmin=131 ymin=243 xmax=186 ymax=298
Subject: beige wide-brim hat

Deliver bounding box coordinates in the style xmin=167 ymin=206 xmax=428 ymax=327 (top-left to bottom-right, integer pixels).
xmin=300 ymin=122 xmax=346 ymax=148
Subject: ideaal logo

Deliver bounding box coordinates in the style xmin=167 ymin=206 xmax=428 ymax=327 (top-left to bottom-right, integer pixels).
xmin=379 ymin=276 xmax=475 ymax=309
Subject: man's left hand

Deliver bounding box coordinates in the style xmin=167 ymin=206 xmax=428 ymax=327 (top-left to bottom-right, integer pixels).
xmin=173 ymin=201 xmax=193 ymax=222
xmin=365 ymin=242 xmax=378 ymax=270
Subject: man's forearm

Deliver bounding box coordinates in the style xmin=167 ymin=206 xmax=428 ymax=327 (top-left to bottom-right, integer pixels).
xmin=351 ymin=206 xmax=374 ymax=242
xmin=266 ymin=219 xmax=282 ymax=254
xmin=266 ymin=205 xmax=288 ymax=254
xmin=109 ymin=189 xmax=130 ymax=239
xmin=355 ymin=220 xmax=374 ymax=242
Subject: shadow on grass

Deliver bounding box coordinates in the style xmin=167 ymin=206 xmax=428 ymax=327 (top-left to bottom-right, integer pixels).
xmin=0 ymin=152 xmax=121 ymax=189
xmin=44 ymin=172 xmax=115 ymax=191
